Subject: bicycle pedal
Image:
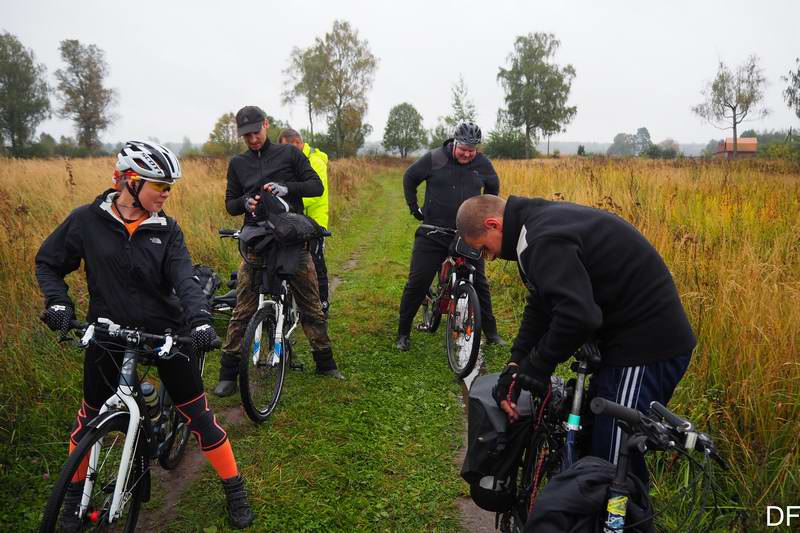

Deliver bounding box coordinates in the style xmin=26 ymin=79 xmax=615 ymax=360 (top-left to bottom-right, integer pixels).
xmin=416 ymin=324 xmax=429 ymax=332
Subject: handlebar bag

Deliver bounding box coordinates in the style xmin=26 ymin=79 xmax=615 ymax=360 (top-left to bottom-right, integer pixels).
xmin=525 ymin=456 xmax=654 ymax=533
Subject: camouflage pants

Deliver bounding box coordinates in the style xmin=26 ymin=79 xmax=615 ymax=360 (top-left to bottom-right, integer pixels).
xmin=219 ymin=250 xmax=336 ymax=380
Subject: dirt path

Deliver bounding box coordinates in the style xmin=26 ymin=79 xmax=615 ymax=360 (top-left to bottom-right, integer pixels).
xmin=138 ymin=406 xmax=246 ymax=531
xmin=457 ymin=359 xmax=499 ymax=532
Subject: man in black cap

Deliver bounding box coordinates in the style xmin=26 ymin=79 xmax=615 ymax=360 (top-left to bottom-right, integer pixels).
xmin=214 ymin=106 xmax=344 ymax=397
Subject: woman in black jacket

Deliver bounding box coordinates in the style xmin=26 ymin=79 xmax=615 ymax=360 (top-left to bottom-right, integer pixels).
xmin=36 ymin=141 xmax=254 ymax=529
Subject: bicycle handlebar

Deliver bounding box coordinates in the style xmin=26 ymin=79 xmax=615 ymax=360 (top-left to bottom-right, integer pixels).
xmin=419 ymin=224 xmax=457 ymax=235
xmin=67 ymin=319 xmax=221 ymax=352
xmin=219 ymin=228 xmax=239 ymax=239
xmin=590 ymin=397 xmax=725 ymax=467
xmin=590 ymin=397 xmax=642 ymax=426
xmin=650 ymin=401 xmax=693 ymax=432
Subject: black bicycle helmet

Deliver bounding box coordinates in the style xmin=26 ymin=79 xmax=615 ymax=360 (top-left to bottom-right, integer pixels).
xmin=454 ymin=122 xmax=482 ymax=146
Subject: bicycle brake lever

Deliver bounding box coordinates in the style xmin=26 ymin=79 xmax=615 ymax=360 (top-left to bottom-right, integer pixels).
xmin=79 ymin=324 xmax=95 ymax=347
xmin=158 ymin=335 xmax=174 ymax=358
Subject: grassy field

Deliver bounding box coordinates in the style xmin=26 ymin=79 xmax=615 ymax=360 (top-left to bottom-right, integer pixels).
xmin=0 ymin=155 xmax=798 ymax=531
xmin=490 ymin=158 xmax=800 ymax=524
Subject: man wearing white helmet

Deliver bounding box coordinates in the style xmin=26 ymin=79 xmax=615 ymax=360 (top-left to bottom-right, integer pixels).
xmin=36 ymin=141 xmax=255 ymax=529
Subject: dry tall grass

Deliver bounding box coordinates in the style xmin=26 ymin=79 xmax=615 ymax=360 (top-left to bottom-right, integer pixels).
xmin=0 ymin=156 xmax=384 ymax=439
xmin=489 ymin=157 xmax=800 ymax=512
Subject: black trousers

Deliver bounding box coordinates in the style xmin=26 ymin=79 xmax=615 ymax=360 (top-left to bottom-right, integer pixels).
xmin=397 ymin=228 xmax=498 ymax=337
xmin=310 ymin=238 xmax=329 ymax=310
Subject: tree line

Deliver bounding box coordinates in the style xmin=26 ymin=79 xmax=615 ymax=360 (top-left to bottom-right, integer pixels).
xmin=2 ymin=25 xmax=799 ymax=160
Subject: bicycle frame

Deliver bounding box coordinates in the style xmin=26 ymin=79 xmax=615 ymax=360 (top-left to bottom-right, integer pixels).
xmin=78 ymin=326 xmax=147 ymax=524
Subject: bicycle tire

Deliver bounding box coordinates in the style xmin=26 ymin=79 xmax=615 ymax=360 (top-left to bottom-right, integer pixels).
xmin=239 ymin=305 xmax=287 ymax=423
xmin=39 ymin=414 xmax=146 ymax=533
xmin=509 ymin=429 xmax=564 ymax=531
xmin=445 ymin=282 xmax=481 ymax=378
xmin=158 ymin=406 xmax=190 ymax=470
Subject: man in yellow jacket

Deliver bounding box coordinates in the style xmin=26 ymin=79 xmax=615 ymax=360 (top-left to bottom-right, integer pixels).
xmin=278 ymin=128 xmax=331 ymax=315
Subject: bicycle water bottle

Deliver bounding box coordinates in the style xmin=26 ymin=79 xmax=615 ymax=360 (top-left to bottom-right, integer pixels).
xmin=141 ymin=382 xmax=161 ymax=424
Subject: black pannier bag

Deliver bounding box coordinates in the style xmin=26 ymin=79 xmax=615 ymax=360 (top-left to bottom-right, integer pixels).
xmin=524 ymin=456 xmax=655 ymax=533
xmin=461 ymin=373 xmax=535 ymax=512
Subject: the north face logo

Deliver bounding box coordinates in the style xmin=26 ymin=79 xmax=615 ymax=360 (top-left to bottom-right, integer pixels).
xmin=150 ymin=237 xmax=162 ymax=245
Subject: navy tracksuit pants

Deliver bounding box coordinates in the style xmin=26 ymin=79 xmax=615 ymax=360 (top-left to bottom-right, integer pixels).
xmin=586 ymin=353 xmax=692 ymax=484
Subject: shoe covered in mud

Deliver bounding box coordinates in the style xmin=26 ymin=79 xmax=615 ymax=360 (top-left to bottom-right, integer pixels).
xmin=484 ymin=333 xmax=507 ymax=346
xmin=396 ymin=334 xmax=410 ymax=351
xmin=59 ymin=481 xmax=84 ymax=532
xmin=222 ymin=474 xmax=254 ymax=529
xmin=213 ymin=380 xmax=237 ymax=397
xmin=317 ymin=368 xmax=346 ymax=380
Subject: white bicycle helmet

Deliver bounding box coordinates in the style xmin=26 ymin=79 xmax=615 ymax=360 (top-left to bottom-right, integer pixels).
xmin=116 ymin=140 xmax=181 ymax=183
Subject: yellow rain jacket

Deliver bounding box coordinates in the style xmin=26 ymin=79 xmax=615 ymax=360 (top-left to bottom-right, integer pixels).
xmin=302 ymin=143 xmax=329 ymax=229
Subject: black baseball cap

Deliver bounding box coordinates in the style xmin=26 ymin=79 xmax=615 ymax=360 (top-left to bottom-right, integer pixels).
xmin=235 ymin=106 xmax=267 ymax=136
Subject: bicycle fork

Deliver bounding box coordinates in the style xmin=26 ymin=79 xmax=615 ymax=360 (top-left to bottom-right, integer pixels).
xmin=252 ymin=294 xmax=284 ymax=366
xmin=82 ymin=349 xmax=143 ymax=524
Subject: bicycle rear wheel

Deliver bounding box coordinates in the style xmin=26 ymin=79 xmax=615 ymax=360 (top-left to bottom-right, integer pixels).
xmin=39 ymin=414 xmax=146 ymax=533
xmin=239 ymin=305 xmax=287 ymax=423
xmin=446 ymin=282 xmax=481 ymax=378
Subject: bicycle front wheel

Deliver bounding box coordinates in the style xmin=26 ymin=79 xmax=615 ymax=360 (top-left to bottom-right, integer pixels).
xmin=39 ymin=413 xmax=146 ymax=533
xmin=158 ymin=405 xmax=190 ymax=470
xmin=239 ymin=305 xmax=287 ymax=423
xmin=446 ymin=282 xmax=481 ymax=378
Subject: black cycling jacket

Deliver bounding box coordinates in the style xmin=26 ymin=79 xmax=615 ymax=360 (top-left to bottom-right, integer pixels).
xmin=501 ymin=195 xmax=696 ymax=369
xmin=35 ymin=190 xmax=212 ymax=334
xmin=225 ymin=139 xmax=323 ymax=225
xmin=404 ymin=139 xmax=500 ymax=229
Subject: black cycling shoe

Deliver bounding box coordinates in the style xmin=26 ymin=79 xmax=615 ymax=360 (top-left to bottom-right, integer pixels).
xmin=485 ymin=333 xmax=507 ymax=346
xmin=213 ymin=380 xmax=237 ymax=397
xmin=222 ymin=474 xmax=254 ymax=529
xmin=396 ymin=334 xmax=410 ymax=351
xmin=59 ymin=481 xmax=84 ymax=533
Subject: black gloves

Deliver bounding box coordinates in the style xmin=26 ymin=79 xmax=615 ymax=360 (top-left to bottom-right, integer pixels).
xmin=191 ymin=323 xmax=220 ymax=354
xmin=410 ymin=207 xmax=424 ymax=221
xmin=494 ymin=350 xmax=555 ymax=410
xmin=41 ymin=304 xmax=74 ymax=334
xmin=493 ymin=363 xmax=522 ymax=407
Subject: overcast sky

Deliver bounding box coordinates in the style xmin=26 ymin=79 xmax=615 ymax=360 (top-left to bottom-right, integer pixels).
xmin=2 ymin=0 xmax=798 ymax=147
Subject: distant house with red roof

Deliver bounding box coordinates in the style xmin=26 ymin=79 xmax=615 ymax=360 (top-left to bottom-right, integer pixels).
xmin=714 ymin=137 xmax=758 ymax=159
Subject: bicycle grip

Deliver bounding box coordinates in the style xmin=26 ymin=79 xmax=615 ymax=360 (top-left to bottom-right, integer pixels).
xmin=649 ymin=401 xmax=692 ymax=431
xmin=590 ymin=398 xmax=642 ymax=426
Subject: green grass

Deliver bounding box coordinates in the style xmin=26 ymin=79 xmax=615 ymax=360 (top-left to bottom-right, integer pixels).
xmin=2 ymin=165 xmax=743 ymax=532
xmin=169 ymin=171 xmax=476 ymax=531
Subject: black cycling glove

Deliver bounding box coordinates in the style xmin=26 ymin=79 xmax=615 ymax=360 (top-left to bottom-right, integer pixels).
xmin=410 ymin=207 xmax=424 ymax=221
xmin=41 ymin=304 xmax=74 ymax=334
xmin=191 ymin=323 xmax=220 ymax=354
xmin=493 ymin=363 xmax=522 ymax=407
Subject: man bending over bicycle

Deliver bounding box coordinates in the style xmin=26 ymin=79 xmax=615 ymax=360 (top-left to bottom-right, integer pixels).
xmin=455 ymin=194 xmax=695 ymax=484
xmin=35 ymin=141 xmax=254 ymax=529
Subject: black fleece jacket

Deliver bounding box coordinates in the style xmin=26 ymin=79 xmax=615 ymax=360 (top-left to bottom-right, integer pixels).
xmin=404 ymin=139 xmax=499 ymax=228
xmin=501 ymin=195 xmax=695 ymax=369
xmin=225 ymin=139 xmax=323 ymax=224
xmin=35 ymin=190 xmax=212 ymax=334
